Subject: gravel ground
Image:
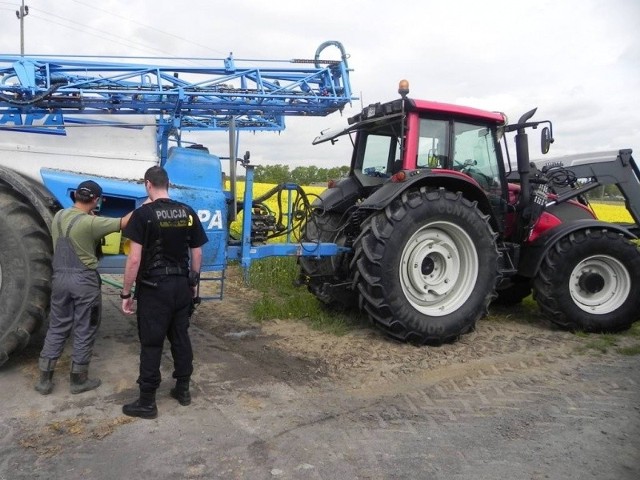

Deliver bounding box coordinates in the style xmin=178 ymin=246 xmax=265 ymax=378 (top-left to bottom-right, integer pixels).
xmin=1 ymin=269 xmax=638 ymax=479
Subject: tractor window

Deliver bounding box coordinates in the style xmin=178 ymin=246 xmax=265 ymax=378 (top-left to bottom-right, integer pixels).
xmin=360 ymin=134 xmax=399 ymax=178
xmin=417 ymin=119 xmax=449 ymax=168
xmin=453 ymin=122 xmax=502 ymax=194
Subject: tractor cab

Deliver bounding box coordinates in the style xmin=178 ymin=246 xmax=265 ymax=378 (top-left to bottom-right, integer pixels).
xmin=314 ymin=81 xmax=510 ymax=231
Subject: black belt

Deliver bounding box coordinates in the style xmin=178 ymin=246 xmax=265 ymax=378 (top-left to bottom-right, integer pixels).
xmin=146 ymin=266 xmax=189 ymax=277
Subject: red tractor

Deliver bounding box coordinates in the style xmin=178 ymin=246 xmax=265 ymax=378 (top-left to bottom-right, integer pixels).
xmin=299 ymin=81 xmax=640 ymax=344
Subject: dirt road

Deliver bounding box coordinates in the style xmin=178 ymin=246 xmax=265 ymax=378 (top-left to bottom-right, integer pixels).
xmin=1 ymin=272 xmax=639 ymax=479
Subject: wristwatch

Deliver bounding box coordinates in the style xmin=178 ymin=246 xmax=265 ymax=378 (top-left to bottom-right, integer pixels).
xmin=119 ymin=291 xmax=132 ymax=299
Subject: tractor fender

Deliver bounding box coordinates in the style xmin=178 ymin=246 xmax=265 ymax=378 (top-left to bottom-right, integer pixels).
xmin=0 ymin=165 xmax=56 ymax=230
xmin=359 ymin=171 xmax=493 ymax=217
xmin=311 ymin=175 xmax=362 ymax=213
xmin=518 ymin=219 xmax=637 ymax=278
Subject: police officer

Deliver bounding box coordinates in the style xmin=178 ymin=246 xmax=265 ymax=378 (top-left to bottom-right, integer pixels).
xmin=35 ymin=180 xmax=132 ymax=395
xmin=120 ymin=165 xmax=207 ymax=419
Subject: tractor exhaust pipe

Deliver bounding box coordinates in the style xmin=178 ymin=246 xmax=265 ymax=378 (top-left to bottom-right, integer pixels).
xmin=515 ymin=108 xmax=537 ymax=212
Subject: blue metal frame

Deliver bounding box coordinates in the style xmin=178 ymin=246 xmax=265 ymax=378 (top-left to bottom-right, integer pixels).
xmin=0 ymin=44 xmax=353 ymax=143
xmin=0 ymin=42 xmax=356 ymax=294
xmin=226 ymin=164 xmax=349 ymax=273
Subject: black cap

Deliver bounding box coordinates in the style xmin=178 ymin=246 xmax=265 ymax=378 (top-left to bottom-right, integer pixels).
xmin=75 ymin=180 xmax=103 ymax=199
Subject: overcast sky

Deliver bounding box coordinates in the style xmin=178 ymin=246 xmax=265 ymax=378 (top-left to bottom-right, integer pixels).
xmin=1 ymin=0 xmax=638 ymax=168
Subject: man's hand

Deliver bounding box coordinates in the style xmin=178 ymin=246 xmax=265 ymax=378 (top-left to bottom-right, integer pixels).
xmin=188 ymin=296 xmax=201 ymax=317
xmin=122 ymin=297 xmax=136 ymax=315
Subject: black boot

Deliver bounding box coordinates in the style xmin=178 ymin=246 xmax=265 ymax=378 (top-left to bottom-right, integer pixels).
xmin=35 ymin=357 xmax=57 ymax=395
xmin=170 ymin=379 xmax=191 ymax=406
xmin=70 ymin=363 xmax=101 ymax=394
xmin=123 ymin=390 xmax=158 ymax=419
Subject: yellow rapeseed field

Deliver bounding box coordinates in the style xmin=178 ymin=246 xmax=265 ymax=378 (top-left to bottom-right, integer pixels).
xmin=590 ymin=202 xmax=634 ymax=223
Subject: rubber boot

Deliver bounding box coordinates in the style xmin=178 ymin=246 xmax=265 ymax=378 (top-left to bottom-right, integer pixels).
xmin=170 ymin=379 xmax=191 ymax=406
xmin=70 ymin=362 xmax=101 ymax=394
xmin=122 ymin=390 xmax=158 ymax=419
xmin=34 ymin=357 xmax=57 ymax=395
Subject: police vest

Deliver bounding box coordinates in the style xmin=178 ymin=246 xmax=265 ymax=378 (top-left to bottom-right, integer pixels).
xmin=141 ymin=199 xmax=193 ymax=277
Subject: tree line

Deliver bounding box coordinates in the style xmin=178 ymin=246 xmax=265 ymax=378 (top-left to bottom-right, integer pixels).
xmin=253 ymin=164 xmax=350 ymax=185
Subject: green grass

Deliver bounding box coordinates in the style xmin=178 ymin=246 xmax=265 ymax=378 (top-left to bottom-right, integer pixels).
xmin=248 ymin=255 xmax=301 ymax=289
xmin=247 ymin=256 xmax=362 ymax=335
xmin=617 ymin=344 xmax=640 ymax=356
xmin=573 ymin=323 xmax=640 ymax=355
xmin=616 ymin=322 xmax=640 ymax=355
xmin=574 ymin=333 xmax=619 ymax=354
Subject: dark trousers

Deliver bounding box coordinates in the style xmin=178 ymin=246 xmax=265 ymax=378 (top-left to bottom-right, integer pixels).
xmin=135 ymin=275 xmax=194 ymax=393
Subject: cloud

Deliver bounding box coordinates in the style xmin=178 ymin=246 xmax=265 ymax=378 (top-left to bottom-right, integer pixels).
xmin=0 ymin=0 xmax=637 ymax=168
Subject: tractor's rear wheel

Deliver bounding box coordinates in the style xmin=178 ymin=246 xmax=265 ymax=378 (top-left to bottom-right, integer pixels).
xmin=298 ymin=211 xmax=357 ymax=310
xmin=0 ymin=187 xmax=52 ymax=366
xmin=532 ymin=229 xmax=640 ymax=332
xmin=352 ymin=188 xmax=499 ymax=344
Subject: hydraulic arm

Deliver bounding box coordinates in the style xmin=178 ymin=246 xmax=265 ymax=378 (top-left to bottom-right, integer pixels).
xmin=541 ymin=149 xmax=640 ymax=227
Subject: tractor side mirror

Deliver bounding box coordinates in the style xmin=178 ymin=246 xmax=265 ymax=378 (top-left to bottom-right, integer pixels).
xmin=541 ymin=126 xmax=553 ymax=154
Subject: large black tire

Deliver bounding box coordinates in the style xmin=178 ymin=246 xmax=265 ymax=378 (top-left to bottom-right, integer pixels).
xmin=298 ymin=211 xmax=357 ymax=309
xmin=352 ymin=188 xmax=500 ymax=344
xmin=0 ymin=187 xmax=52 ymax=366
xmin=532 ymin=229 xmax=640 ymax=332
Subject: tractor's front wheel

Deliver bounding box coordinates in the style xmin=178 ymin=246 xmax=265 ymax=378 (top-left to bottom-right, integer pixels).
xmin=352 ymin=188 xmax=499 ymax=344
xmin=533 ymin=229 xmax=640 ymax=332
